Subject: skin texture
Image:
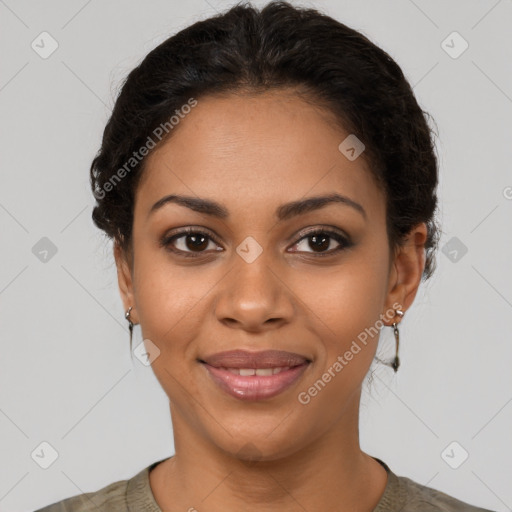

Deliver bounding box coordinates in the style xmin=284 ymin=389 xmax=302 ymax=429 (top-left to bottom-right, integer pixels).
xmin=115 ymin=89 xmax=427 ymax=511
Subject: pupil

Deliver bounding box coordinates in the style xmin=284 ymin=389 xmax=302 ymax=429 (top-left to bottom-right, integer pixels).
xmin=186 ymin=234 xmax=208 ymax=251
xmin=310 ymin=234 xmax=329 ymax=252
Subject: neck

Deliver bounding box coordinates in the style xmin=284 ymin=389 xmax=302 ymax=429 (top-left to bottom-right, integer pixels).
xmin=150 ymin=391 xmax=388 ymax=511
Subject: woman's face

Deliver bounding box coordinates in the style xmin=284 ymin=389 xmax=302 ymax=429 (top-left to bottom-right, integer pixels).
xmin=116 ymin=90 xmax=426 ymax=460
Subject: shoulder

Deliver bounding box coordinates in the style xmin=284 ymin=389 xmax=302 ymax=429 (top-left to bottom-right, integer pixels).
xmin=373 ymin=457 xmax=496 ymax=512
xmin=397 ymin=474 xmax=496 ymax=512
xmin=33 ymin=475 xmax=130 ymax=512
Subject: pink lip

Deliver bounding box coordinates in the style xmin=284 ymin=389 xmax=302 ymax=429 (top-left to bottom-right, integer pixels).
xmin=200 ymin=349 xmax=310 ymax=369
xmin=201 ymin=362 xmax=310 ymax=401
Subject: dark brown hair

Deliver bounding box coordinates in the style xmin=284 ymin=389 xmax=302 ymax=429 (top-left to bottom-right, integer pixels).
xmin=90 ymin=0 xmax=440 ymax=280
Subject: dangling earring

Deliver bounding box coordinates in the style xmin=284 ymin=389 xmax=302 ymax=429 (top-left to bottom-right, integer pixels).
xmin=390 ymin=309 xmax=404 ymax=372
xmin=375 ymin=308 xmax=404 ymax=372
xmin=125 ymin=306 xmax=134 ymax=354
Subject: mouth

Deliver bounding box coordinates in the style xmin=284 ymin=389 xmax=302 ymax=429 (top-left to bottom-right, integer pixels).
xmin=198 ymin=349 xmax=312 ymax=401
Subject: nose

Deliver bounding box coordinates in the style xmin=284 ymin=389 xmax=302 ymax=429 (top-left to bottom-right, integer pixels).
xmin=214 ymin=251 xmax=295 ymax=332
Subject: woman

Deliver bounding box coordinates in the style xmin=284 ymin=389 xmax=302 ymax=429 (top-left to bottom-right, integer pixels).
xmin=35 ymin=1 xmax=495 ymax=510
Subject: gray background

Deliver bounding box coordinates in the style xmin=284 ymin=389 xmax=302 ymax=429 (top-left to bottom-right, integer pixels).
xmin=1 ymin=0 xmax=511 ymax=510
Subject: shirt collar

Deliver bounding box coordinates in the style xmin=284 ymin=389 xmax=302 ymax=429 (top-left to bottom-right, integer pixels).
xmin=126 ymin=457 xmax=170 ymax=511
xmin=126 ymin=455 xmax=406 ymax=511
xmin=371 ymin=456 xmax=407 ymax=511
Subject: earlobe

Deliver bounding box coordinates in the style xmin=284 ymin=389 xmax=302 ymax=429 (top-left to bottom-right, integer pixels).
xmin=114 ymin=241 xmax=138 ymax=323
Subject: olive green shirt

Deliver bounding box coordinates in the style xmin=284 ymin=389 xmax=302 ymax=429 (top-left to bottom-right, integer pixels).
xmin=34 ymin=457 xmax=495 ymax=511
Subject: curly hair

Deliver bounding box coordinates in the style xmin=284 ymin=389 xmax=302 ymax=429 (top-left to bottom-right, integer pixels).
xmin=90 ymin=0 xmax=440 ymax=280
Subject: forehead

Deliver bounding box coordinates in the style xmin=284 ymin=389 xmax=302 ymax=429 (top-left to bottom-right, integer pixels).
xmin=136 ymin=90 xmax=384 ymax=222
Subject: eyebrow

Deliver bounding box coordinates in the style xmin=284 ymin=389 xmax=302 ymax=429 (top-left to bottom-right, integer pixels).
xmin=148 ymin=192 xmax=367 ymax=221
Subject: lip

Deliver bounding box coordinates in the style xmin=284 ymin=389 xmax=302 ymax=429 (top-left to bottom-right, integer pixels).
xmin=201 ymin=361 xmax=310 ymax=401
xmin=198 ymin=349 xmax=312 ymax=401
xmin=199 ymin=349 xmax=310 ymax=369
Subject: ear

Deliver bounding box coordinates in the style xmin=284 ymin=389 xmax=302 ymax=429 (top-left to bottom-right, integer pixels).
xmin=114 ymin=240 xmax=139 ymax=324
xmin=383 ymin=222 xmax=427 ymax=325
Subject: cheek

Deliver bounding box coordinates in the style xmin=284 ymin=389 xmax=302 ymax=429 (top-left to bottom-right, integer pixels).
xmin=298 ymin=248 xmax=389 ymax=332
xmin=294 ymin=245 xmax=390 ymax=377
xmin=292 ymin=264 xmax=389 ymax=420
xmin=132 ymin=247 xmax=206 ymax=351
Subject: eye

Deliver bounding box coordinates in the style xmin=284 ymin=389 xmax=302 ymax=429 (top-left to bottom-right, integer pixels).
xmin=289 ymin=227 xmax=352 ymax=257
xmin=160 ymin=227 xmax=222 ymax=258
xmin=160 ymin=225 xmax=352 ymax=259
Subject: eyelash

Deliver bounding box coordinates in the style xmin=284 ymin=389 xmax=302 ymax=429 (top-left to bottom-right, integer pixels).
xmin=160 ymin=226 xmax=352 ymax=259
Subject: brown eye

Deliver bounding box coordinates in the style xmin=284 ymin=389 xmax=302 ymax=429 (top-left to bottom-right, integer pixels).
xmin=161 ymin=228 xmax=222 ymax=257
xmin=290 ymin=228 xmax=352 ymax=257
xmin=160 ymin=226 xmax=352 ymax=259
xmin=179 ymin=232 xmax=209 ymax=252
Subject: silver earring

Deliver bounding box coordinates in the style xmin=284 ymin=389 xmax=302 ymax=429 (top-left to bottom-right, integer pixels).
xmin=125 ymin=306 xmax=134 ymax=354
xmin=390 ymin=309 xmax=404 ymax=372
xmin=375 ymin=309 xmax=404 ymax=372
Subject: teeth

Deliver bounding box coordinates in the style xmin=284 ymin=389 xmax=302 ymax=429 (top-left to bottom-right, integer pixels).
xmin=222 ymin=366 xmax=291 ymax=376
xmin=255 ymin=368 xmax=273 ymax=376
